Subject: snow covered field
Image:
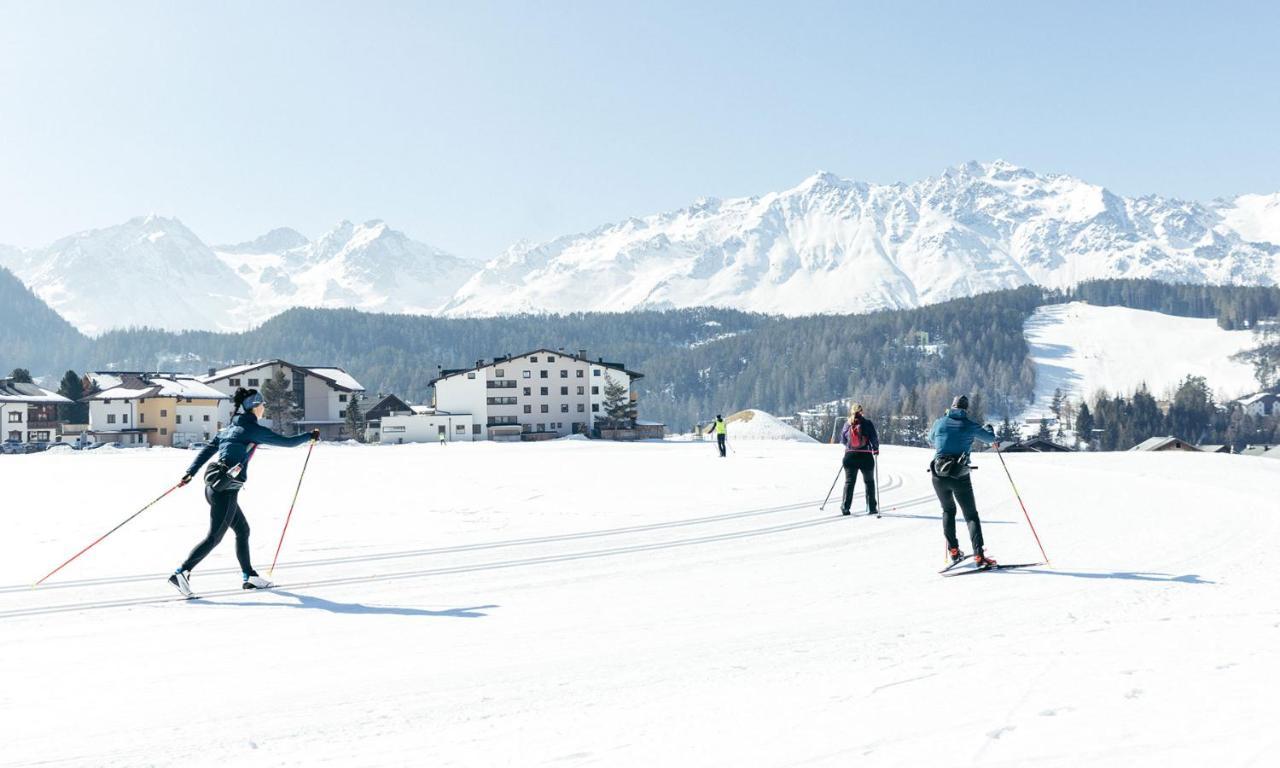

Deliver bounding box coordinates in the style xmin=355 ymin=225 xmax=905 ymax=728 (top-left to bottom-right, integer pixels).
xmin=1021 ymin=302 xmax=1261 ymax=420
xmin=2 ymin=440 xmax=1278 ymax=767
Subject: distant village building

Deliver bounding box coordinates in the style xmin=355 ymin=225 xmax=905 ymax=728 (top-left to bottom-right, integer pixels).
xmin=1239 ymin=444 xmax=1279 ymax=459
xmin=201 ymin=360 xmax=365 ymax=440
xmin=1236 ymin=392 xmax=1279 ymax=418
xmin=988 ymin=436 xmax=1074 ymax=453
xmin=0 ymin=379 xmax=72 ymax=444
xmin=428 ymin=348 xmax=647 ymax=441
xmin=1196 ymin=444 xmax=1231 ymax=454
xmin=85 ymin=373 xmax=230 ymax=447
xmin=1130 ymin=436 xmax=1199 ymax=452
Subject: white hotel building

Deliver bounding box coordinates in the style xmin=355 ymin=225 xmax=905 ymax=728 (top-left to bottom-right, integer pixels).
xmin=414 ymin=348 xmax=642 ymax=441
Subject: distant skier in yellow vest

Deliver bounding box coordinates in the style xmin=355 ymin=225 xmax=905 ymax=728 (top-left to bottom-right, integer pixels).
xmin=714 ymin=415 xmax=727 ymax=457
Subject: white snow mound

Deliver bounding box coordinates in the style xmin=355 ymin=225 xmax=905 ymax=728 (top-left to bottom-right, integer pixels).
xmin=722 ymin=409 xmax=818 ymax=442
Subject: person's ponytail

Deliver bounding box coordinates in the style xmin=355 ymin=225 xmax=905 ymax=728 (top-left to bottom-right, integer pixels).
xmin=232 ymin=387 xmax=251 ymax=414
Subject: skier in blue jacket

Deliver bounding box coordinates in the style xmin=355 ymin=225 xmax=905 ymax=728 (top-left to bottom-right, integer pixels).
xmin=168 ymin=387 xmax=318 ymax=596
xmin=929 ymin=395 xmax=998 ymax=567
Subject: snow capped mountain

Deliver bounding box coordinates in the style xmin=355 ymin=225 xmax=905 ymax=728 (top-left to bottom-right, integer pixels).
xmin=213 ymin=219 xmax=479 ymax=328
xmin=443 ymin=160 xmax=1280 ymax=316
xmin=0 ymin=215 xmax=248 ymax=334
xmin=5 ymin=161 xmax=1280 ymax=332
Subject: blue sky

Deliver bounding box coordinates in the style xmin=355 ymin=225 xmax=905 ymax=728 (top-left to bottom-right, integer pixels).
xmin=1 ymin=0 xmax=1277 ymax=258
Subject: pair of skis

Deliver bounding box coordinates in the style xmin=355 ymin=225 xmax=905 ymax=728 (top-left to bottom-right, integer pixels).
xmin=938 ymin=555 xmax=1044 ymax=577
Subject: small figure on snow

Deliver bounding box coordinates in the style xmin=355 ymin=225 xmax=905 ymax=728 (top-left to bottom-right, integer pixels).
xmin=168 ymin=387 xmax=320 ymax=597
xmin=839 ymin=403 xmax=879 ymax=516
xmin=713 ymin=415 xmax=728 ymax=457
xmin=929 ymin=395 xmax=998 ymax=567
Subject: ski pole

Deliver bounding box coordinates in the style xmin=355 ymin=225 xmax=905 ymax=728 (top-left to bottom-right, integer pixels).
xmin=819 ymin=464 xmax=843 ymax=511
xmin=994 ymin=443 xmax=1050 ymax=563
xmin=33 ymin=483 xmax=182 ymax=587
xmin=269 ymin=439 xmax=317 ymax=578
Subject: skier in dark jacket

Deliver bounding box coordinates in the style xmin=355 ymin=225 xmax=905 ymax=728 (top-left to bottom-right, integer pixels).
xmin=839 ymin=403 xmax=879 ymax=516
xmin=929 ymin=395 xmax=998 ymax=567
xmin=168 ymin=387 xmax=318 ymax=596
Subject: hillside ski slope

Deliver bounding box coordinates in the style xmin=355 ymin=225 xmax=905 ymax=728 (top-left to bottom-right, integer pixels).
xmin=2 ymin=441 xmax=1277 ymax=767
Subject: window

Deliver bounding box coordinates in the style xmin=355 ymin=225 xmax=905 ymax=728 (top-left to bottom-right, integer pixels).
xmin=592 ymin=404 xmax=600 ymax=412
xmin=8 ymin=412 xmax=21 ymax=423
xmin=576 ymin=370 xmax=584 ymax=378
xmin=540 ymin=387 xmax=548 ymax=396
xmin=107 ymin=414 xmax=117 ymax=424
xmin=467 ymin=372 xmax=476 ymax=379
xmin=530 ymin=356 xmax=538 ymax=363
xmin=160 ymin=409 xmax=167 ymax=417
xmin=523 ymin=387 xmax=531 ymax=396
xmin=592 ymin=386 xmax=599 ymax=395
xmin=229 ymin=378 xmax=241 ymax=386
xmin=593 ymin=369 xmax=601 ymax=376
xmin=472 ymin=424 xmax=481 ymax=435
xmin=339 ymin=409 xmax=346 ymax=418
xmin=495 ymin=368 xmax=505 ymax=377
xmin=160 ymin=428 xmax=168 ymax=436
xmin=561 ymin=404 xmax=569 ymax=413
xmin=577 ymin=386 xmax=584 ymax=395
xmin=540 ymin=370 xmax=548 ymax=379
xmin=524 ymin=405 xmax=531 ymax=413
xmin=560 ymin=370 xmax=568 ymax=378
xmin=523 ymin=371 xmax=531 ymax=379
xmin=140 ymin=413 xmax=145 ymax=423
xmin=537 ymin=423 xmax=545 ymax=431
xmin=548 ymin=355 xmax=556 ymax=362
xmin=203 ymin=415 xmax=210 ymax=422
xmin=248 ymin=378 xmax=259 ymax=387
xmin=339 ymin=394 xmax=348 ymax=402
xmin=540 ymin=404 xmax=549 ymax=413
xmin=558 ymin=387 xmax=566 ymax=396
xmin=577 ymin=404 xmax=585 ymax=412
xmin=122 ymin=414 xmax=129 ymax=424
xmin=456 ymin=424 xmax=465 ymax=432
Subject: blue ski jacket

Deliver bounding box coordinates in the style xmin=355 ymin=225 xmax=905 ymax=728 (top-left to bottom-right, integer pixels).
xmin=928 ymin=409 xmax=997 ymax=458
xmin=186 ymin=412 xmax=312 ymax=483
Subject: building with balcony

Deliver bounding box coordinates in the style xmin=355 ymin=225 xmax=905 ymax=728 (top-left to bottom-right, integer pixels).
xmin=0 ymin=379 xmax=72 ymax=444
xmin=85 ymin=373 xmax=231 ymax=447
xmin=429 ymin=348 xmax=643 ymax=441
xmin=201 ymin=360 xmax=365 ymax=440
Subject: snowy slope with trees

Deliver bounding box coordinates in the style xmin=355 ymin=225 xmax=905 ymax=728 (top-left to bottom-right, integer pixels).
xmin=3 ymin=441 xmax=1277 ymax=766
xmin=1021 ymin=302 xmax=1262 ymax=421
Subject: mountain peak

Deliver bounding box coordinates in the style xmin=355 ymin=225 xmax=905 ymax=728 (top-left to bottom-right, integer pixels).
xmin=216 ymin=227 xmax=310 ymax=254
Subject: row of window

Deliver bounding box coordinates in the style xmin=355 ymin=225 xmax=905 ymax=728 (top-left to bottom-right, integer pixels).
xmin=103 ymin=412 xmax=214 ymax=425
xmin=523 ymin=403 xmax=596 ymax=414
xmin=515 ymin=386 xmax=598 ymax=397
xmin=467 ymin=367 xmax=605 ymax=380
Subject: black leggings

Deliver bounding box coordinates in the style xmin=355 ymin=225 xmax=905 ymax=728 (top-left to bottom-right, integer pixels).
xmin=932 ymin=472 xmax=985 ymax=554
xmin=180 ymin=485 xmax=254 ymax=574
xmin=841 ymin=452 xmax=877 ymax=513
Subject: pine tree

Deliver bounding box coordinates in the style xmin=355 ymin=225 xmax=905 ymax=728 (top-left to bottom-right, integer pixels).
xmin=1037 ymin=418 xmax=1051 ymax=439
xmin=603 ymin=378 xmax=630 ymax=427
xmin=1076 ymin=403 xmax=1094 ymax=449
xmin=260 ymin=369 xmax=301 ymax=430
xmin=56 ymin=370 xmax=88 ymax=423
xmin=1050 ymin=387 xmax=1063 ymax=420
xmin=344 ymin=394 xmax=366 ymax=442
xmin=997 ymin=415 xmax=1019 ymax=442
xmin=8 ymin=368 xmax=32 ymax=383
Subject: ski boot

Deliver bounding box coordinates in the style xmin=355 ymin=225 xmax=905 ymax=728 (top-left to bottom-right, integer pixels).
xmin=243 ymin=574 xmax=275 ymax=590
xmin=948 ymin=547 xmax=965 ymax=564
xmin=974 ymin=552 xmax=998 ymax=569
xmin=169 ymin=569 xmax=194 ymax=598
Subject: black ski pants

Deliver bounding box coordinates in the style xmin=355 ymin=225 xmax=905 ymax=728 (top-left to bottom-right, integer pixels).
xmin=180 ymin=485 xmax=254 ymax=574
xmin=932 ymin=472 xmax=985 ymax=554
xmin=717 ymin=434 xmax=727 ymax=457
xmin=841 ymin=451 xmax=877 ymax=514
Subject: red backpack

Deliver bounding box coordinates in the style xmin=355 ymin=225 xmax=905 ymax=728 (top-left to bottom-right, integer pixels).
xmin=847 ymin=419 xmax=867 ymax=450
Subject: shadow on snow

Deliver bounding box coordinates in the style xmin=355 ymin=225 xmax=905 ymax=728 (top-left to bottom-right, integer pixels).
xmin=196 ymin=589 xmax=498 ymax=617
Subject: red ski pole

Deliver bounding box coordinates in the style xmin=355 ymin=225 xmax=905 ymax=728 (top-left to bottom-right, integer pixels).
xmin=269 ymin=439 xmax=316 ymax=577
xmin=994 ymin=443 xmax=1050 ymax=564
xmin=33 ymin=483 xmax=182 ymax=587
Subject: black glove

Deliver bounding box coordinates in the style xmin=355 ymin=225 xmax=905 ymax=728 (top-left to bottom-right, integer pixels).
xmin=310 ymin=429 xmax=321 ymax=441
xmin=178 ymin=473 xmax=193 ymax=487
xmin=985 ymin=424 xmax=995 ymax=432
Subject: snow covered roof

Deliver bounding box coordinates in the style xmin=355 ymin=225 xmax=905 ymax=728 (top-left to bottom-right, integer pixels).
xmin=1130 ymin=436 xmax=1199 ymax=452
xmin=307 ymin=367 xmax=364 ymax=392
xmin=0 ymin=380 xmax=72 ymax=404
xmin=88 ymin=375 xmax=228 ymax=401
xmin=430 ymin=348 xmax=643 ymax=386
xmin=202 ymin=360 xmax=364 ymax=392
xmin=1237 ymin=392 xmax=1280 ymax=405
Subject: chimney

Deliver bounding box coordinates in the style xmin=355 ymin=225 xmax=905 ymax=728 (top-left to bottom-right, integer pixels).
xmin=579 ymin=349 xmax=587 ymax=359
xmin=476 ymin=359 xmax=483 ymax=369
xmin=207 ymin=367 xmax=216 ymax=377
